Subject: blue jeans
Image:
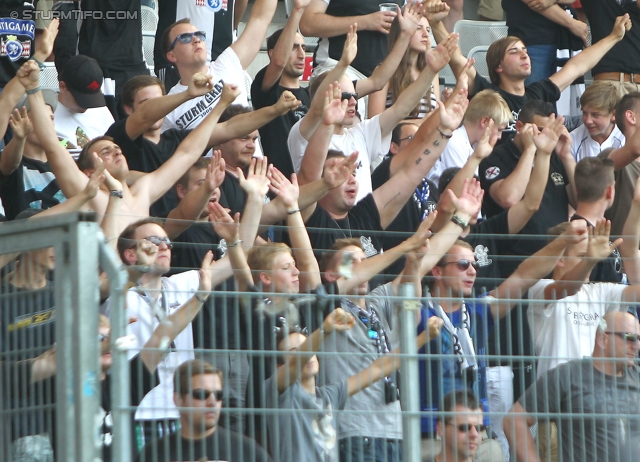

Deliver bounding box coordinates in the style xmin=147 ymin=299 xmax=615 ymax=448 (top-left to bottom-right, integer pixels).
xmin=339 ymin=437 xmax=403 ymax=462
xmin=525 ymin=44 xmax=557 ymax=86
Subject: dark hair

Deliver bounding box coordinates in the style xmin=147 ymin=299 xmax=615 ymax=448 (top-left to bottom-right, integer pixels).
xmin=574 ymin=156 xmax=615 ymax=203
xmin=173 ymin=359 xmax=222 ymax=395
xmin=615 ymin=92 xmax=640 ymax=134
xmin=266 ymin=28 xmax=285 ymax=51
xmin=518 ymin=100 xmax=554 ymax=125
xmin=438 ymin=390 xmax=481 ymax=423
xmin=160 ymin=18 xmax=192 ymax=57
xmin=176 ymin=157 xmax=211 ymax=191
xmin=219 ymin=104 xmax=253 ymax=123
xmin=77 ymin=136 xmax=115 ymax=171
xmin=121 ymin=75 xmax=166 ymax=108
xmin=486 ymin=36 xmax=522 ymax=86
xmin=391 ymin=122 xmax=417 ymax=145
xmin=117 ymin=217 xmax=165 ymax=263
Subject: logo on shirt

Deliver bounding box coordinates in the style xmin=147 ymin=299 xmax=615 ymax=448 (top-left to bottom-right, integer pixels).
xmin=551 ymin=172 xmax=564 ymax=186
xmin=218 ymin=238 xmax=228 ymax=258
xmin=360 ymin=236 xmax=378 ymax=257
xmin=206 ymin=0 xmax=228 ymax=12
xmin=484 ymin=166 xmax=500 ymax=180
xmin=1 ymin=35 xmax=30 ymax=61
xmin=474 ymin=245 xmax=492 ymax=267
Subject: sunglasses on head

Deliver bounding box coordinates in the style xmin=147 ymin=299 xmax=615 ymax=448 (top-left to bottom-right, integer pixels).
xmin=169 ymin=31 xmax=206 ymax=51
xmin=341 ymin=92 xmax=358 ymax=101
xmin=189 ymin=388 xmax=223 ymax=401
xmin=451 ymin=423 xmax=485 ymax=433
xmin=443 ymin=259 xmax=479 ymax=271
xmin=606 ymin=331 xmax=640 ymax=343
xmin=145 ymin=236 xmax=173 ymax=249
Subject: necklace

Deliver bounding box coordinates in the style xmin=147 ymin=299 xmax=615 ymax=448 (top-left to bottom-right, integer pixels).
xmin=328 ymin=213 xmax=352 ymax=239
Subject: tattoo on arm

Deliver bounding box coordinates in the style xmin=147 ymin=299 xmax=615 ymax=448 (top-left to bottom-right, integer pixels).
xmin=415 ymin=157 xmax=422 ymax=165
xmin=423 ymin=148 xmax=431 ymax=156
xmin=433 ymin=139 xmax=440 ymax=147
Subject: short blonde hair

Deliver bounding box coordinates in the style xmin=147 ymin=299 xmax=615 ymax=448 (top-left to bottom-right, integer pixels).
xmin=580 ymin=81 xmax=626 ymax=114
xmin=464 ymin=90 xmax=512 ymax=126
xmin=247 ymin=243 xmax=292 ymax=285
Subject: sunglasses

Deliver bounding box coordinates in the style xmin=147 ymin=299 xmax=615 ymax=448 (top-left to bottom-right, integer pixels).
xmin=443 ymin=259 xmax=479 ymax=271
xmin=450 ymin=423 xmax=486 ymax=433
xmin=169 ymin=31 xmax=206 ymax=51
xmin=189 ymin=388 xmax=223 ymax=401
xmin=399 ymin=134 xmax=414 ymax=143
xmin=605 ymin=331 xmax=640 ymax=343
xmin=341 ymin=92 xmax=358 ymax=101
xmin=145 ymin=236 xmax=173 ymax=249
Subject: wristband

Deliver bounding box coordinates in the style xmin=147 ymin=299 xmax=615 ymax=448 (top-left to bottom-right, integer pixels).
xmin=26 ymin=86 xmax=41 ymax=95
xmin=450 ymin=214 xmax=469 ymax=230
xmin=437 ymin=126 xmax=453 ymax=139
xmin=30 ymin=58 xmax=46 ymax=70
xmin=109 ymin=190 xmax=124 ymax=198
xmin=195 ymin=292 xmax=209 ymax=303
xmin=286 ymin=208 xmax=301 ymax=215
xmin=227 ymin=239 xmax=243 ymax=248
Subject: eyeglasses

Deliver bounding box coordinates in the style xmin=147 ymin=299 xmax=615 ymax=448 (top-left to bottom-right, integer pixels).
xmin=447 ymin=422 xmax=486 ymax=433
xmin=145 ymin=236 xmax=173 ymax=249
xmin=168 ymin=31 xmax=206 ymax=51
xmin=341 ymin=92 xmax=358 ymax=101
xmin=443 ymin=259 xmax=479 ymax=271
xmin=189 ymin=388 xmax=223 ymax=401
xmin=399 ymin=134 xmax=414 ymax=143
xmin=605 ymin=332 xmax=640 ymax=343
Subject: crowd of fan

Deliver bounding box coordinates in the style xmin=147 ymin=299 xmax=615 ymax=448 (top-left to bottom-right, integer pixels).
xmin=3 ymin=0 xmax=640 ymax=461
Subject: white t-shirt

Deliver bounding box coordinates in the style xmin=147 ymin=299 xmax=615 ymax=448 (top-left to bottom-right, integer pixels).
xmin=161 ymin=47 xmax=248 ymax=132
xmin=54 ymin=103 xmax=114 ymax=148
xmin=570 ymin=123 xmax=625 ymax=163
xmin=287 ymin=115 xmax=391 ymax=202
xmin=122 ymin=270 xmax=200 ymax=421
xmin=527 ymin=279 xmax=627 ymax=378
xmin=427 ymin=125 xmax=474 ymax=186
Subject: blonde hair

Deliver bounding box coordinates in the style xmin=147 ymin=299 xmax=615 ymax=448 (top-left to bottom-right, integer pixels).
xmin=464 ymin=90 xmax=512 ymax=125
xmin=580 ymin=81 xmax=626 ymax=114
xmin=247 ymin=243 xmax=292 ymax=284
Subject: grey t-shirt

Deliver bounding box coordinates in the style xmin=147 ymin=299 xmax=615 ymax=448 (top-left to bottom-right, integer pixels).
xmin=519 ymin=359 xmax=640 ymax=462
xmin=265 ymin=377 xmax=347 ymax=462
xmin=318 ymin=282 xmax=403 ymax=440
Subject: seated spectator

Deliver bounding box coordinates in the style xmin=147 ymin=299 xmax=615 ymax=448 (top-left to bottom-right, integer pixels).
xmin=159 ymin=0 xmax=277 ymax=132
xmin=267 ymin=308 xmax=442 ymax=462
xmin=570 ymin=81 xmax=625 ymax=163
xmin=137 ymin=359 xmax=272 ymax=461
xmin=427 ymin=89 xmax=511 ymax=186
xmin=54 ymin=55 xmax=115 ymax=149
xmin=504 ymin=311 xmax=640 ymax=462
xmin=479 ymin=100 xmax=575 ymax=278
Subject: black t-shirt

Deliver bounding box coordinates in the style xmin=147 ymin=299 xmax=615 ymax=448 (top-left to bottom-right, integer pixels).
xmin=371 ymin=155 xmax=439 ymax=277
xmin=306 ymin=194 xmax=384 ymax=260
xmin=219 ymin=172 xmax=247 ymax=216
xmin=473 ymin=75 xmax=561 ymax=138
xmin=78 ymin=1 xmax=146 ymax=71
xmin=105 ymin=118 xmax=190 ymax=217
xmin=0 ymin=1 xmax=36 ymax=88
xmin=479 ymin=139 xmax=569 ymax=278
xmin=582 ymin=0 xmax=640 ymax=75
xmin=250 ymin=66 xmax=310 ymax=179
xmin=503 ymin=0 xmax=559 ymax=46
xmin=0 ymin=157 xmax=65 ymax=220
xmin=137 ymin=426 xmax=272 ymax=462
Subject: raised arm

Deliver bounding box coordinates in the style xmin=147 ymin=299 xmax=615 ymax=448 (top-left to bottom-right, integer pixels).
xmin=549 ymin=14 xmax=631 ymax=92
xmin=299 ymin=0 xmax=396 ymax=38
xmin=620 ymin=175 xmax=640 ymax=284
xmin=503 ymin=401 xmax=541 ymax=462
xmin=230 ymin=0 xmax=278 ymax=69
xmin=237 ymin=157 xmax=271 ymax=249
xmin=555 ymin=126 xmax=577 ymax=208
xmin=535 ymin=5 xmax=588 ymax=47
xmin=490 ymin=219 xmax=588 ymax=319
xmin=0 ymin=108 xmax=32 ymax=176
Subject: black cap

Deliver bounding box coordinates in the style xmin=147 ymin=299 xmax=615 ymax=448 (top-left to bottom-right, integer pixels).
xmin=59 ymin=55 xmax=106 ymax=109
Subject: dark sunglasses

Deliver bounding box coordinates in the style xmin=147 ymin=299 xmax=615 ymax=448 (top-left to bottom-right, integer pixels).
xmin=451 ymin=423 xmax=486 ymax=433
xmin=443 ymin=259 xmax=479 ymax=271
xmin=189 ymin=388 xmax=223 ymax=401
xmin=145 ymin=236 xmax=173 ymax=249
xmin=606 ymin=331 xmax=640 ymax=343
xmin=169 ymin=31 xmax=206 ymax=51
xmin=341 ymin=92 xmax=358 ymax=101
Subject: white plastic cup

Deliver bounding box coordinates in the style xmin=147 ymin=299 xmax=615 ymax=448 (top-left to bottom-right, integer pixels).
xmin=379 ymin=2 xmax=398 ymax=11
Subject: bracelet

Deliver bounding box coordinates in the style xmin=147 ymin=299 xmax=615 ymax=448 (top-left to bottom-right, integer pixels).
xmin=30 ymin=58 xmax=46 ymax=70
xmin=226 ymin=239 xmax=243 ymax=248
xmin=437 ymin=126 xmax=453 ymax=139
xmin=450 ymin=214 xmax=469 ymax=230
xmin=195 ymin=292 xmax=209 ymax=303
xmin=25 ymin=86 xmax=41 ymax=95
xmin=286 ymin=208 xmax=301 ymax=215
xmin=109 ymin=190 xmax=124 ymax=198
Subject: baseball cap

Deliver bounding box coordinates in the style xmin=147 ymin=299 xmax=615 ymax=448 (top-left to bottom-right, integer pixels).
xmin=14 ymin=89 xmax=58 ymax=113
xmin=59 ymin=55 xmax=106 ymax=109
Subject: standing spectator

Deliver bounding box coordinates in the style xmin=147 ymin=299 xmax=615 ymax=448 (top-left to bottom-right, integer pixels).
xmin=0 ymin=1 xmax=38 ymax=90
xmin=504 ymin=311 xmax=640 ymax=462
xmin=54 ymin=55 xmax=115 ymax=149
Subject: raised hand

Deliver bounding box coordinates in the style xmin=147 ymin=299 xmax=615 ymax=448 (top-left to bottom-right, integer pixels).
xmin=35 ymin=19 xmax=59 ymax=61
xmin=559 ymin=219 xmax=588 ymax=245
xmin=611 ymin=14 xmax=632 ymax=41
xmin=322 ymin=152 xmax=359 ymax=189
xmin=275 ymin=90 xmax=302 ymax=115
xmin=210 ymin=202 xmax=241 ymax=242
xmin=323 ymin=83 xmax=348 ymax=126
xmin=472 ymin=121 xmax=498 ymax=161
xmin=293 ymin=0 xmax=311 ymax=11
xmin=404 ymin=211 xmax=437 ymax=251
xmin=126 ymin=239 xmax=159 ymax=282
xmin=426 ymin=33 xmax=458 ymax=73
xmin=450 ymin=178 xmax=484 ymax=219
xmin=554 ymin=126 xmax=572 ymax=161
xmin=85 ymin=154 xmax=108 ymax=199
xmin=339 ymin=24 xmax=359 ymax=66
xmin=238 ymin=157 xmax=270 ymax=197
xmin=9 ymin=107 xmax=33 ymax=140
xmin=587 ymin=219 xmax=623 ymax=261
xmin=520 ymin=123 xmax=535 ymax=152
xmin=188 ymin=72 xmax=215 ymax=98
xmin=397 ymin=1 xmax=422 ymax=36
xmin=424 ymin=0 xmax=450 ymax=24
xmin=453 ymin=58 xmax=474 ymax=94
xmin=322 ymin=307 xmax=356 ymax=333
xmin=205 ymin=150 xmax=226 ymax=192
xmin=439 ymin=90 xmax=468 ymax=131
xmin=219 ymin=83 xmax=241 ymax=106
xmin=17 ymin=60 xmax=40 ymax=90
xmin=198 ymin=250 xmax=216 ymax=293
xmin=533 ymin=114 xmax=564 ymax=154
xmin=268 ymin=166 xmax=300 ymax=209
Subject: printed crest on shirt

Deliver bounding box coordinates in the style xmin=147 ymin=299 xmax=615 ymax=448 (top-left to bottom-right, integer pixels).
xmin=484 ymin=166 xmax=500 ymax=180
xmin=360 ymin=236 xmax=378 ymax=257
xmin=206 ymin=0 xmax=229 ymax=12
xmin=1 ymin=35 xmax=30 ymax=62
xmin=474 ymin=245 xmax=492 ymax=267
xmin=551 ymin=172 xmax=564 ymax=186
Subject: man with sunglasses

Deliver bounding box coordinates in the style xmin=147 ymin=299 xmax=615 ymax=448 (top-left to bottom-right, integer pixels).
xmin=137 ymin=359 xmax=272 ymax=461
xmin=505 ymin=311 xmax=640 ymax=462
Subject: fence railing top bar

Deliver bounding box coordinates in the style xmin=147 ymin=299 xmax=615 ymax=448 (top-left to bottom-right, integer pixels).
xmin=0 ymin=211 xmax=97 ymax=238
